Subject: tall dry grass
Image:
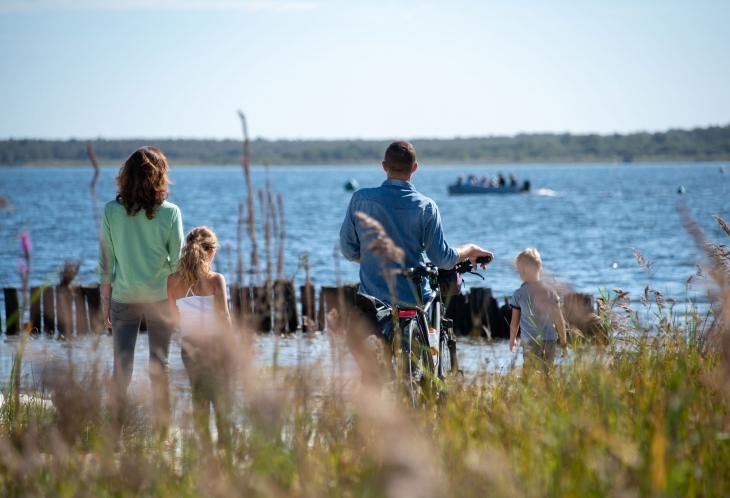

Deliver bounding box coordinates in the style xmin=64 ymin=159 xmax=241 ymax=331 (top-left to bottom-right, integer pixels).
xmin=2 ymin=216 xmax=730 ymax=496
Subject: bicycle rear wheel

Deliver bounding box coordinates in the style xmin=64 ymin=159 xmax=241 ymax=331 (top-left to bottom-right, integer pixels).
xmin=402 ymin=318 xmax=436 ymax=408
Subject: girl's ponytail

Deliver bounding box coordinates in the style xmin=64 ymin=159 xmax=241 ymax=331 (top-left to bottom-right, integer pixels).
xmin=176 ymin=226 xmax=219 ymax=289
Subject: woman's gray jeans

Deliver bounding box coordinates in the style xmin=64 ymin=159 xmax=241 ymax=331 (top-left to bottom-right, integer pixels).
xmin=110 ymin=300 xmax=174 ymax=431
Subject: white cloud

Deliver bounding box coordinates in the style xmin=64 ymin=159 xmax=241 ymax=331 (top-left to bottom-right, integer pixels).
xmin=0 ymin=0 xmax=318 ymax=13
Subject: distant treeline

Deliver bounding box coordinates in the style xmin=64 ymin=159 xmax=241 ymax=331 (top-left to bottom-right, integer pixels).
xmin=2 ymin=124 xmax=729 ymax=166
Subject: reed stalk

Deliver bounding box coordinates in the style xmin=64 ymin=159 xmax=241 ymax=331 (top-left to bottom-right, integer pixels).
xmin=276 ymin=194 xmax=286 ymax=281
xmin=86 ymin=141 xmax=101 ymax=238
xmin=236 ymin=202 xmax=245 ymax=286
xmin=237 ymin=111 xmax=260 ymax=283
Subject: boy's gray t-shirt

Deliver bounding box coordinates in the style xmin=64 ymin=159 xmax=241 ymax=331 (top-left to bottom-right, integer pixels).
xmin=509 ymin=281 xmax=560 ymax=342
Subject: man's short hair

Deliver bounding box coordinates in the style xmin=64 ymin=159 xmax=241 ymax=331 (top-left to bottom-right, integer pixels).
xmin=384 ymin=141 xmax=416 ymax=173
xmin=515 ymin=248 xmax=542 ymax=271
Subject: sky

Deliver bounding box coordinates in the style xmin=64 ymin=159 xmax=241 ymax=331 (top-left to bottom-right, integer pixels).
xmin=0 ymin=0 xmax=728 ymax=140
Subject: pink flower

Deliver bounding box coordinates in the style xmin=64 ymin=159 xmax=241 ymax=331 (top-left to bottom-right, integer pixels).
xmin=17 ymin=259 xmax=29 ymax=280
xmin=18 ymin=231 xmax=32 ymax=257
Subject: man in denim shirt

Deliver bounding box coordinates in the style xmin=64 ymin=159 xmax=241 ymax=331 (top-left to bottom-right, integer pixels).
xmin=340 ymin=141 xmax=492 ymax=384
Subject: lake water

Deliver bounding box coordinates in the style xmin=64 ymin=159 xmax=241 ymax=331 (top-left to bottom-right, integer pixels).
xmin=0 ymin=162 xmax=728 ymax=388
xmin=2 ymin=162 xmax=728 ymax=299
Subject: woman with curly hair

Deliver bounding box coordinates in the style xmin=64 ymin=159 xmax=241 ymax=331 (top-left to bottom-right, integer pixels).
xmin=98 ymin=146 xmax=184 ymax=441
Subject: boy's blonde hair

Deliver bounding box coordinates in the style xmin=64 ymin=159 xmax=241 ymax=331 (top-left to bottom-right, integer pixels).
xmin=515 ymin=247 xmax=542 ymax=271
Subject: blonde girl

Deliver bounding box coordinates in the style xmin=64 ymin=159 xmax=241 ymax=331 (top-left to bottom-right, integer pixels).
xmin=167 ymin=226 xmax=234 ymax=448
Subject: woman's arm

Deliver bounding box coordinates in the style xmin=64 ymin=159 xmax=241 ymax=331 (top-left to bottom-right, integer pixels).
xmin=167 ymin=206 xmax=184 ymax=270
xmin=101 ymin=283 xmax=112 ymax=328
xmin=99 ymin=205 xmax=115 ymax=327
xmin=167 ymin=274 xmax=180 ymax=328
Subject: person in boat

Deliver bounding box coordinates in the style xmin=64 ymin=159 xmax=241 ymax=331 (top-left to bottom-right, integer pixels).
xmin=510 ymin=174 xmax=517 ymax=187
xmin=339 ymin=141 xmax=493 ymax=387
xmin=467 ymin=174 xmax=479 ymax=186
xmin=480 ymin=174 xmax=490 ymax=187
xmin=456 ymin=174 xmax=464 ymax=186
xmin=498 ymin=172 xmax=506 ymax=187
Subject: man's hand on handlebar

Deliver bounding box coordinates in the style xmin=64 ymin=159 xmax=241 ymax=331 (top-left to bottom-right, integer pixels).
xmin=456 ymin=244 xmax=494 ymax=270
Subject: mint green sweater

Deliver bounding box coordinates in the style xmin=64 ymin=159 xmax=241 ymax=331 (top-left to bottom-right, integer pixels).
xmin=98 ymin=200 xmax=184 ymax=303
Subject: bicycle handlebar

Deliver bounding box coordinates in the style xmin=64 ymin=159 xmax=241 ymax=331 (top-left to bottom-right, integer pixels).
xmin=476 ymin=255 xmax=493 ymax=264
xmin=400 ymin=266 xmax=437 ymax=279
xmin=401 ymin=254 xmax=493 ymax=280
xmin=453 ymin=255 xmax=492 ymax=274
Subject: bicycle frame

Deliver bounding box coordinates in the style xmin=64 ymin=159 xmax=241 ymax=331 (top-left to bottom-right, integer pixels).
xmin=383 ymin=259 xmax=482 ymax=407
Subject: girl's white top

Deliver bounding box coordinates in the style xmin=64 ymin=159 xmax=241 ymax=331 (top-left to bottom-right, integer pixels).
xmin=176 ymin=287 xmax=219 ymax=337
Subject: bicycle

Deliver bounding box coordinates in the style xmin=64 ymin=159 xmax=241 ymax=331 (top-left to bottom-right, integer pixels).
xmin=395 ymin=255 xmax=492 ymax=407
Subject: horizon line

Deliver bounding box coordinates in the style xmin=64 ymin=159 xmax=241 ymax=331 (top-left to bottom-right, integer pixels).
xmin=1 ymin=121 xmax=729 ymax=143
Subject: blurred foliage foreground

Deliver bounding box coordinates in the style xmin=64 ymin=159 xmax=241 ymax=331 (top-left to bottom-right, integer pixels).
xmin=1 ymin=219 xmax=730 ymax=497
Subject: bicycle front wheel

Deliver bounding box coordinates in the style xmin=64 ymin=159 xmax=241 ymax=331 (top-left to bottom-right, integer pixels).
xmin=439 ymin=334 xmax=460 ymax=376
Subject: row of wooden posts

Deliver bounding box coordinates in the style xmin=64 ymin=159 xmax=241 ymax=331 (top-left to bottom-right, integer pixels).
xmin=1 ymin=283 xmax=595 ymax=339
xmin=2 ymin=285 xmax=105 ymax=336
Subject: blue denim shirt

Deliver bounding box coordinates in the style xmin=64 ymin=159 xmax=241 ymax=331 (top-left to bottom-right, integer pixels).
xmin=339 ymin=179 xmax=460 ymax=306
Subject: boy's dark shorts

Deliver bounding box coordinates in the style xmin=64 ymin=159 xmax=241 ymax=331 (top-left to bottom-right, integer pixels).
xmin=522 ymin=339 xmax=557 ymax=372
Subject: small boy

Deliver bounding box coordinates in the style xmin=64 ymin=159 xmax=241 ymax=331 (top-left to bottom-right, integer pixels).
xmin=509 ymin=248 xmax=567 ymax=377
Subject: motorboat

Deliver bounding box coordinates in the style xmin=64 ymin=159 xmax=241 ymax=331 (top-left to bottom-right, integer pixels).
xmin=448 ymin=180 xmax=530 ymax=195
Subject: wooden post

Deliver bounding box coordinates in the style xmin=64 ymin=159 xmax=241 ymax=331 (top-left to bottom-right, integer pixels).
xmin=83 ymin=285 xmax=104 ymax=333
xmin=241 ymin=286 xmax=252 ymax=331
xmin=283 ymin=281 xmax=298 ymax=333
xmin=317 ymin=290 xmax=325 ymax=333
xmin=56 ymin=285 xmax=73 ymax=337
xmin=469 ymin=287 xmax=493 ymax=338
xmin=272 ymin=281 xmax=285 ymax=335
xmin=499 ymin=297 xmax=514 ymax=340
xmin=487 ymin=293 xmax=506 ymax=339
xmin=444 ymin=293 xmax=469 ymax=336
xmin=252 ymin=284 xmax=272 ymax=333
xmin=342 ymin=283 xmax=359 ymax=316
xmin=321 ymin=284 xmax=359 ymax=333
xmin=230 ymin=285 xmax=253 ymax=333
xmin=42 ymin=286 xmax=55 ymax=334
xmin=30 ymin=286 xmax=42 ymax=334
xmin=273 ymin=280 xmax=298 ymax=334
xmin=320 ymin=286 xmax=339 ymax=332
xmin=230 ymin=285 xmax=243 ymax=325
xmin=300 ymin=283 xmax=316 ymax=333
xmin=3 ymin=288 xmax=19 ymax=335
xmin=563 ymin=292 xmax=594 ymax=331
xmin=73 ymin=285 xmax=89 ymax=334
xmin=563 ymin=292 xmax=606 ymax=343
